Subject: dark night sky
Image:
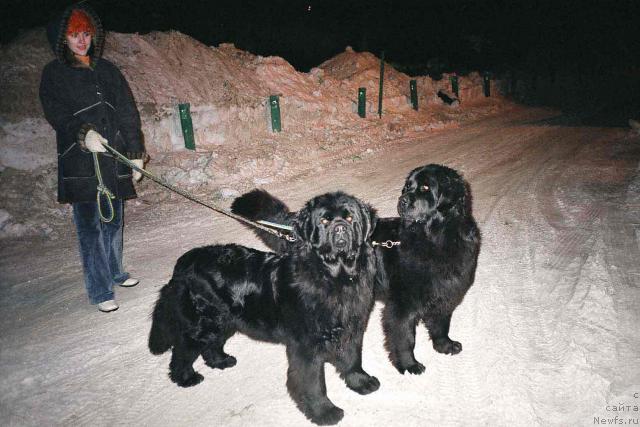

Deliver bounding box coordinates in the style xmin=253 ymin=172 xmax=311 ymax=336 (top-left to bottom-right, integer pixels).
xmin=2 ymin=0 xmax=639 ymax=74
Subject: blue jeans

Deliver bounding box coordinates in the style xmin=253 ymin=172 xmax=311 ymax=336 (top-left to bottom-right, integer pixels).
xmin=72 ymin=199 xmax=130 ymax=304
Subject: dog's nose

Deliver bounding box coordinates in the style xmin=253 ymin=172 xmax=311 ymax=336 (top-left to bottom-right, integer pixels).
xmin=333 ymin=223 xmax=349 ymax=248
xmin=334 ymin=224 xmax=347 ymax=234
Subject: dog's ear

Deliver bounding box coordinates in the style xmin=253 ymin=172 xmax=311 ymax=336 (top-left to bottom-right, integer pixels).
xmin=462 ymin=180 xmax=473 ymax=216
xmin=293 ymin=202 xmax=315 ymax=243
xmin=439 ymin=172 xmax=467 ymax=217
xmin=358 ymin=200 xmax=378 ymax=241
xmin=452 ymin=173 xmax=469 ymax=217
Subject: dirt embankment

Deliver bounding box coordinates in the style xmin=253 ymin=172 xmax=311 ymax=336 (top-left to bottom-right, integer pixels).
xmin=0 ymin=29 xmax=507 ymax=239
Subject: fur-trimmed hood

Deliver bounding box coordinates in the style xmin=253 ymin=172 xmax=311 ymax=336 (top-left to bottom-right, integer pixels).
xmin=46 ymin=3 xmax=105 ymax=65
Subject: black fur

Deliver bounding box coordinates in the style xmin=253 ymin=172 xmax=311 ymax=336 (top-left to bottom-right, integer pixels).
xmin=230 ymin=189 xmax=295 ymax=253
xmin=149 ymin=192 xmax=379 ymax=425
xmin=373 ymin=164 xmax=480 ymax=374
xmin=232 ymin=164 xmax=480 ymax=376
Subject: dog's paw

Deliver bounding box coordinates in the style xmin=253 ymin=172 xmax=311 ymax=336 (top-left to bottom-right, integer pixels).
xmin=395 ymin=361 xmax=426 ymax=375
xmin=205 ymin=355 xmax=237 ymax=370
xmin=346 ymin=372 xmax=380 ymax=395
xmin=433 ymin=338 xmax=462 ymax=355
xmin=170 ymin=371 xmax=204 ymax=387
xmin=310 ymin=404 xmax=344 ymax=425
xmin=358 ymin=375 xmax=381 ymax=394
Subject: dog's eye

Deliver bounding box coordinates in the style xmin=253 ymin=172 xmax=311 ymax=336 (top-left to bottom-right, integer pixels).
xmin=345 ymin=216 xmax=353 ymax=223
xmin=320 ymin=218 xmax=329 ymax=225
xmin=421 ymin=185 xmax=430 ymax=191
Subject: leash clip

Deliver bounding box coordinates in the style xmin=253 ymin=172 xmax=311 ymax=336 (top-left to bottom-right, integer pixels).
xmin=373 ymin=240 xmax=401 ymax=248
xmin=283 ymin=233 xmax=297 ymax=242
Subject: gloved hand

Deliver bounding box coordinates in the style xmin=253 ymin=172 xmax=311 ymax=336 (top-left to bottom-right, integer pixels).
xmin=84 ymin=130 xmax=107 ymax=153
xmin=131 ymin=159 xmax=144 ymax=182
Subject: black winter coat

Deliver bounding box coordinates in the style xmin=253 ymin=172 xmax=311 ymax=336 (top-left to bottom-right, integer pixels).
xmin=39 ymin=4 xmax=145 ymax=203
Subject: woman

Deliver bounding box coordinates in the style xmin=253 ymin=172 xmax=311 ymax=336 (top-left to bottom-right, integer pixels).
xmin=39 ymin=4 xmax=145 ymax=312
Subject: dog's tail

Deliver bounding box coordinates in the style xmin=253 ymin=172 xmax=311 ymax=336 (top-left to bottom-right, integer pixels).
xmin=231 ymin=189 xmax=294 ymax=253
xmin=148 ymin=283 xmax=177 ymax=355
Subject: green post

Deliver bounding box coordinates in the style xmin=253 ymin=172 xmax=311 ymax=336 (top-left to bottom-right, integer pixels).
xmin=409 ymin=79 xmax=418 ymax=110
xmin=378 ymin=51 xmax=385 ymax=118
xmin=450 ymin=74 xmax=459 ymax=98
xmin=269 ymin=95 xmax=282 ymax=132
xmin=483 ymin=72 xmax=491 ymax=97
xmin=178 ymin=103 xmax=195 ymax=150
xmin=357 ymin=87 xmax=366 ymax=118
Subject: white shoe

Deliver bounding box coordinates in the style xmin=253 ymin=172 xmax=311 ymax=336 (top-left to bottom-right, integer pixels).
xmin=119 ymin=278 xmax=139 ymax=288
xmin=98 ymin=300 xmax=119 ymax=312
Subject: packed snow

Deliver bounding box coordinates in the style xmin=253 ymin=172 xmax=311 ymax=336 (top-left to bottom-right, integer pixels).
xmin=1 ymin=29 xmax=639 ymax=426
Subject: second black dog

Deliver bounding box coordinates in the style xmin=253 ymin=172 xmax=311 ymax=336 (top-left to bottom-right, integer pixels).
xmin=372 ymin=164 xmax=480 ymax=374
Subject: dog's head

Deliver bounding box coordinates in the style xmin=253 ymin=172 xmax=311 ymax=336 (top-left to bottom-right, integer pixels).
xmin=398 ymin=164 xmax=470 ymax=222
xmin=294 ymin=191 xmax=377 ymax=274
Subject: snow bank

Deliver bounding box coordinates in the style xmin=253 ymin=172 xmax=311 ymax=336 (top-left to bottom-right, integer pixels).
xmin=0 ymin=29 xmax=505 ymax=239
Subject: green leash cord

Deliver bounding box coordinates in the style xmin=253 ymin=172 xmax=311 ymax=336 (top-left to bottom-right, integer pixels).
xmin=93 ymin=152 xmax=115 ymax=223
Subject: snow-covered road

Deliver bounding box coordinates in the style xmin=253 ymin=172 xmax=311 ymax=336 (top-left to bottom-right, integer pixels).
xmin=1 ymin=106 xmax=639 ymax=426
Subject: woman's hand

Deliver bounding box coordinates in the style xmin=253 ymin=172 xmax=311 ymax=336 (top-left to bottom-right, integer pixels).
xmin=84 ymin=130 xmax=107 ymax=152
xmin=131 ymin=159 xmax=143 ymax=181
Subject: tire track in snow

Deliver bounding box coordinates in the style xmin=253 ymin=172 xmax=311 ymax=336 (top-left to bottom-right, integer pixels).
xmin=507 ymin=130 xmax=639 ymax=423
xmin=459 ymin=123 xmax=621 ymax=424
xmin=538 ymin=160 xmax=604 ymax=273
xmin=596 ymin=140 xmax=640 ymax=395
xmin=600 ymin=145 xmax=640 ymax=290
xmin=536 ymin=132 xmax=638 ymax=293
xmin=470 ymin=126 xmax=572 ymax=225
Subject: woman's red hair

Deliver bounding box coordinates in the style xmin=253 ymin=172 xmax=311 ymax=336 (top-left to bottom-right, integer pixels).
xmin=66 ymin=9 xmax=95 ymax=35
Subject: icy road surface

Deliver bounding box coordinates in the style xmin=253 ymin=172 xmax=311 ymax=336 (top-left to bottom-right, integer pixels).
xmin=1 ymin=106 xmax=639 ymax=426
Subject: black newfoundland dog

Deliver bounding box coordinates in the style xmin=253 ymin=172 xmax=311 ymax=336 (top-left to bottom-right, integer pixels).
xmin=232 ymin=164 xmax=480 ymax=375
xmin=149 ymin=192 xmax=379 ymax=425
xmin=372 ymin=164 xmax=480 ymax=374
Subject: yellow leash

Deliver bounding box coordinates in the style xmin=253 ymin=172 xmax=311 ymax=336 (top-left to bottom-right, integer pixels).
xmin=92 ymin=152 xmax=115 ymax=222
